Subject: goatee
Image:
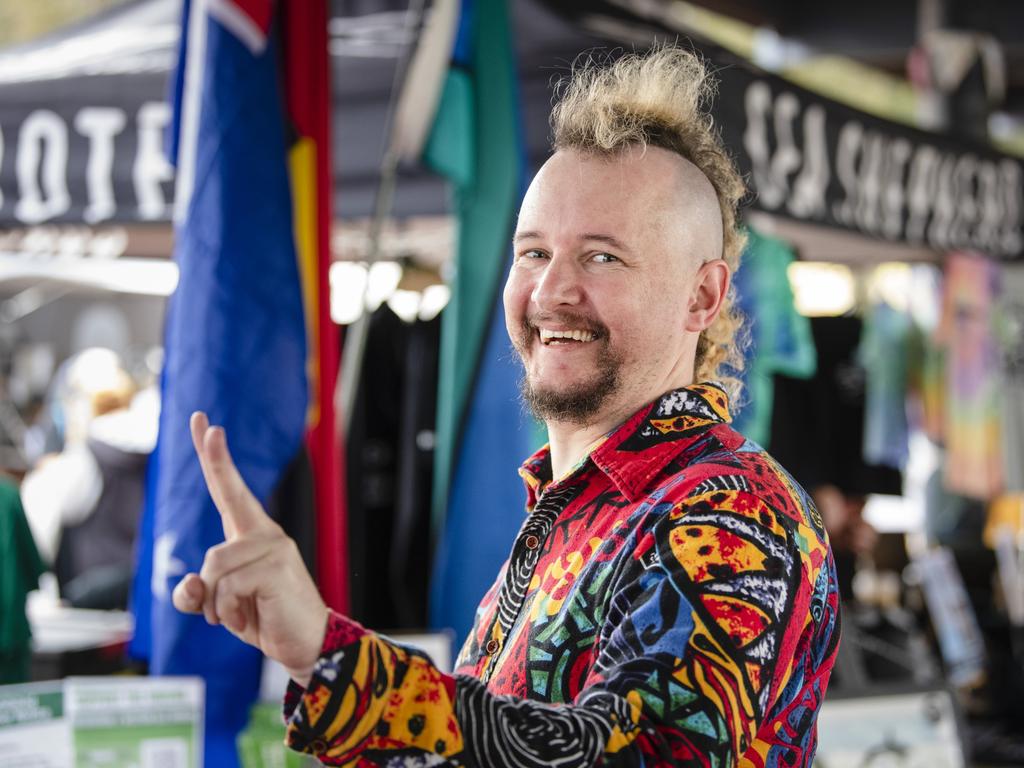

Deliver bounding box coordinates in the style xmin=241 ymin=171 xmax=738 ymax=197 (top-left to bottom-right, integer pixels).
xmin=513 ymin=317 xmax=623 ymax=425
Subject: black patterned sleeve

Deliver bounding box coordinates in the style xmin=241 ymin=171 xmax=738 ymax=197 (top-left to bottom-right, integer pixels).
xmin=285 ymin=578 xmax=708 ymax=766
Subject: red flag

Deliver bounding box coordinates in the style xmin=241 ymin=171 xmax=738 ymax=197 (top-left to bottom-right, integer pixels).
xmin=282 ymin=0 xmax=349 ymax=613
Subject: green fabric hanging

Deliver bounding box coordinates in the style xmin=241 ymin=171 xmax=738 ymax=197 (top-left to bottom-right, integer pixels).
xmin=733 ymin=227 xmax=817 ymax=446
xmin=424 ymin=0 xmax=525 ymax=537
xmin=0 ymin=479 xmax=45 ymax=683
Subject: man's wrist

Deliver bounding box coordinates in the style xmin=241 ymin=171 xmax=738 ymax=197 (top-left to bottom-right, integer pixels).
xmin=286 ymin=604 xmax=330 ymax=688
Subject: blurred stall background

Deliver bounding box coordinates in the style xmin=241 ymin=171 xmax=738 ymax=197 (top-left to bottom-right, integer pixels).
xmin=0 ymin=0 xmax=1022 ymax=766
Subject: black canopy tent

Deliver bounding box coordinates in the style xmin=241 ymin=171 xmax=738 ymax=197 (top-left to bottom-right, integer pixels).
xmin=0 ymin=0 xmax=1020 ymax=260
xmin=0 ymin=0 xmax=177 ymax=226
xmin=0 ymin=0 xmax=604 ymax=227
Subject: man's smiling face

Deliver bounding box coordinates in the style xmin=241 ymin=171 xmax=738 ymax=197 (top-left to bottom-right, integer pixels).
xmin=504 ymin=145 xmax=725 ymax=426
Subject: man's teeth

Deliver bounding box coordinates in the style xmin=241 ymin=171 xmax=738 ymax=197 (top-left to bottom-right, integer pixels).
xmin=539 ymin=329 xmax=597 ymax=344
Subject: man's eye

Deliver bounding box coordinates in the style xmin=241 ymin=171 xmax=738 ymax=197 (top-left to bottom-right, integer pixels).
xmin=521 ymin=249 xmax=547 ymax=260
xmin=592 ymin=252 xmax=619 ymax=264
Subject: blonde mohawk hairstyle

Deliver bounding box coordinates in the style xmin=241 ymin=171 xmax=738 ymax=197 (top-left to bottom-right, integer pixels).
xmin=550 ymin=44 xmax=748 ymax=395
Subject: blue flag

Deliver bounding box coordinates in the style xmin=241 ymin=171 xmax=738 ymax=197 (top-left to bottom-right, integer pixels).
xmin=129 ymin=2 xmax=307 ymax=765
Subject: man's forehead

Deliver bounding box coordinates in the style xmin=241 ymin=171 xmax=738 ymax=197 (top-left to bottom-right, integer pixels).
xmin=516 ymin=149 xmax=662 ymax=228
xmin=515 ymin=146 xmax=722 ymax=260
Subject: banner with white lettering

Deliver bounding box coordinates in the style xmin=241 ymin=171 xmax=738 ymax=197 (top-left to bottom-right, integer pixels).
xmin=0 ymin=98 xmax=175 ymax=226
xmin=1 ymin=0 xmax=1021 ymax=259
xmin=713 ymin=63 xmax=1023 ymax=259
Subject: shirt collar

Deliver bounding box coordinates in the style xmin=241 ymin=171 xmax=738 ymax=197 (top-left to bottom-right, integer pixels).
xmin=518 ymin=382 xmax=734 ymax=506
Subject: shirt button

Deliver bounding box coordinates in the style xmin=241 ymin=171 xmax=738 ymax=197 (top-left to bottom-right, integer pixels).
xmin=524 ymin=534 xmax=540 ymax=550
xmin=485 ymin=639 xmax=500 ymax=655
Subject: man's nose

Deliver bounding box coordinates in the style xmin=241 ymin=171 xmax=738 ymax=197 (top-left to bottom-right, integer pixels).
xmin=531 ymin=255 xmax=582 ymax=310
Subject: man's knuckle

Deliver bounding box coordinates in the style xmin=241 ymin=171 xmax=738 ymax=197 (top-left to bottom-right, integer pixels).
xmin=203 ymin=545 xmax=227 ymax=575
xmin=217 ymin=571 xmax=238 ymax=597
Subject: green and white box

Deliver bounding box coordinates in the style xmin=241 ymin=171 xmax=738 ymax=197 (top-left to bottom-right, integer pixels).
xmin=0 ymin=681 xmax=69 ymax=767
xmin=65 ymin=676 xmax=204 ymax=768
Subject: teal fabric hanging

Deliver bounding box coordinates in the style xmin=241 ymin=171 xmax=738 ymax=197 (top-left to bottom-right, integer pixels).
xmin=732 ymin=227 xmax=817 ymax=446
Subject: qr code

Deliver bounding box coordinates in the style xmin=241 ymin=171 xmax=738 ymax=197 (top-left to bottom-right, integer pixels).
xmin=140 ymin=738 xmax=189 ymax=768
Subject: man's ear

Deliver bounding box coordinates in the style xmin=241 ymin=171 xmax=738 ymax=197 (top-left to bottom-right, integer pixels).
xmin=684 ymin=259 xmax=730 ymax=332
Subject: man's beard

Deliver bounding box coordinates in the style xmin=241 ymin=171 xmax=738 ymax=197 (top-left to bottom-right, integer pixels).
xmin=513 ymin=317 xmax=623 ymax=425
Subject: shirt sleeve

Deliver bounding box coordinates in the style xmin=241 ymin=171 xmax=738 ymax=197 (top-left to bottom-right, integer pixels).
xmin=284 ymin=488 xmax=838 ymax=767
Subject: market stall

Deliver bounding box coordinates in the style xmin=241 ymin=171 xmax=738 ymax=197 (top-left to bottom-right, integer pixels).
xmin=1 ymin=1 xmax=1023 ymax=765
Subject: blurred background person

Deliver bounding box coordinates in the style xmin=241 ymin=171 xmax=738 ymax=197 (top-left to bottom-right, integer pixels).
xmin=21 ymin=347 xmax=157 ymax=609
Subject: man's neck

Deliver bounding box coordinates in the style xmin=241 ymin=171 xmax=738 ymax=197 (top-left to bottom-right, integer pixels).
xmin=545 ymin=401 xmax=638 ymax=480
xmin=544 ymin=368 xmax=699 ymax=480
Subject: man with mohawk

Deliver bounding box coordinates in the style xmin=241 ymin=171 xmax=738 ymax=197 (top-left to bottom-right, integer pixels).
xmin=175 ymin=46 xmax=840 ymax=766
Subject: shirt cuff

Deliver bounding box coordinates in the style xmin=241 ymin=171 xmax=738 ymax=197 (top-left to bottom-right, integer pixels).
xmin=281 ymin=609 xmax=369 ymax=724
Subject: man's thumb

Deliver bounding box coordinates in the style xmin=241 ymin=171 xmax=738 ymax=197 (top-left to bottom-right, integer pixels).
xmin=172 ymin=573 xmax=205 ymax=613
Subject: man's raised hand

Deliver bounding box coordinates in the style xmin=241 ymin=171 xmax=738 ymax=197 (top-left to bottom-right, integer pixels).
xmin=171 ymin=412 xmax=328 ymax=686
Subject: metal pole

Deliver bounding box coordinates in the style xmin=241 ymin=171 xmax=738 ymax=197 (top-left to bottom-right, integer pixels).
xmin=338 ymin=0 xmax=429 ymax=436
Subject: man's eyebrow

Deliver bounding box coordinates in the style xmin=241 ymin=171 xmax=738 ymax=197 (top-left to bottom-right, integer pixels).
xmin=580 ymin=233 xmax=631 ymax=252
xmin=512 ymin=231 xmax=632 ymax=252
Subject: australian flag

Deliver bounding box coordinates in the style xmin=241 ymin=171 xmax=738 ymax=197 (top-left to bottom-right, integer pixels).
xmin=130 ymin=1 xmax=308 ymax=765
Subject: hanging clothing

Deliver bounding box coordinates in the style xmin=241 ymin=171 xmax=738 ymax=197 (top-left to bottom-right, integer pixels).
xmin=938 ymin=252 xmax=1003 ymax=499
xmin=770 ymin=316 xmax=903 ymax=498
xmin=0 ymin=479 xmax=45 ymax=683
xmin=994 ymin=262 xmax=1024 ymax=493
xmin=731 ymin=228 xmax=816 ymax=446
xmin=859 ymin=301 xmax=912 ymax=469
xmin=283 ymin=383 xmax=840 ymax=767
xmin=346 ymin=305 xmax=440 ymax=630
xmin=906 ymin=265 xmax=946 ymax=442
xmin=907 ymin=322 xmax=947 ymax=444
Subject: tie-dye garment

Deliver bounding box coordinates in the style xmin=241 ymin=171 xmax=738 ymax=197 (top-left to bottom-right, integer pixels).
xmin=284 ymin=382 xmax=840 ymax=767
xmin=938 ymin=251 xmax=1003 ymax=498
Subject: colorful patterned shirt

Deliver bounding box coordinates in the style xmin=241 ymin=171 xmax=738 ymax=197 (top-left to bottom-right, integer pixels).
xmin=284 ymin=382 xmax=840 ymax=767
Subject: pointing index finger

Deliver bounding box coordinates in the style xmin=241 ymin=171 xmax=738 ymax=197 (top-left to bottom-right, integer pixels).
xmin=190 ymin=411 xmax=270 ymax=538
